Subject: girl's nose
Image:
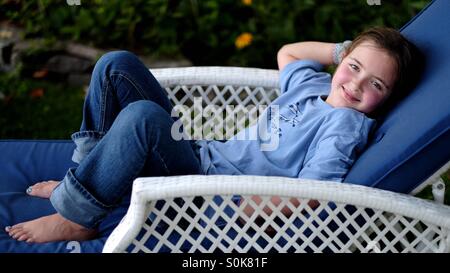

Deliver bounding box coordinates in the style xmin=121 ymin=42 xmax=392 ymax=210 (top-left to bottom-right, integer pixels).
xmin=349 ymin=80 xmax=362 ymax=94
xmin=350 ymin=75 xmax=366 ymax=93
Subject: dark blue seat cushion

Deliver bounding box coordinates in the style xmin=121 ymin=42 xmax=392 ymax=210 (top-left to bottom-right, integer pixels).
xmin=0 ymin=140 xmax=130 ymax=253
xmin=345 ymin=0 xmax=450 ymax=193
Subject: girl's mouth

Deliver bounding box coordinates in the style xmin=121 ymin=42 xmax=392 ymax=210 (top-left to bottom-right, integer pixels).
xmin=342 ymin=86 xmax=360 ymax=103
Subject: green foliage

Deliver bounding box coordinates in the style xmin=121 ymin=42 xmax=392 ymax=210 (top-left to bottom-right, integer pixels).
xmin=416 ymin=172 xmax=450 ymax=205
xmin=1 ymin=0 xmax=431 ymax=68
xmin=443 ymin=172 xmax=450 ymax=205
xmin=0 ymin=71 xmax=84 ymax=139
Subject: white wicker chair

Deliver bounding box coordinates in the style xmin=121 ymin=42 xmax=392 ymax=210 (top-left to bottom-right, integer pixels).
xmin=103 ymin=67 xmax=450 ymax=253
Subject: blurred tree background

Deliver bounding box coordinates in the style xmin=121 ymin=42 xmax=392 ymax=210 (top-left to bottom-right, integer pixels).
xmin=1 ymin=0 xmax=430 ymax=68
xmin=0 ymin=0 xmax=431 ymax=139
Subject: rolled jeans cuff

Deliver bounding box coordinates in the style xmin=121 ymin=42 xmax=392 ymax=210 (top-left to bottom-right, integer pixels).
xmin=50 ymin=167 xmax=112 ymax=228
xmin=71 ymin=131 xmax=105 ymax=164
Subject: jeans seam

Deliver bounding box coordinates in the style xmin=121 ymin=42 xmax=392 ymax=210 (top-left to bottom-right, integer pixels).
xmin=152 ymin=147 xmax=171 ymax=175
xmin=100 ymin=76 xmax=109 ymax=132
xmin=71 ymin=130 xmax=106 ymax=139
xmin=111 ymin=71 xmax=150 ymax=101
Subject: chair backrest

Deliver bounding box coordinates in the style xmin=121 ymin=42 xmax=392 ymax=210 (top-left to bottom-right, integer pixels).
xmin=345 ymin=0 xmax=450 ymax=194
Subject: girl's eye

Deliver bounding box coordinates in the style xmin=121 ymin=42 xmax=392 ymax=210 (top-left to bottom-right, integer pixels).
xmin=349 ymin=64 xmax=359 ymax=71
xmin=371 ymin=80 xmax=382 ymax=91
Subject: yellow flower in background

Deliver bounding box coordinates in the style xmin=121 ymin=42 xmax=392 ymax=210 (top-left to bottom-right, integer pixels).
xmin=242 ymin=0 xmax=252 ymax=5
xmin=235 ymin=32 xmax=253 ymax=49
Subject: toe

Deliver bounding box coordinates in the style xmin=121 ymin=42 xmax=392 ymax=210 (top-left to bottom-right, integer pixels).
xmin=12 ymin=230 xmax=27 ymax=240
xmin=8 ymin=224 xmax=23 ymax=236
xmin=27 ymin=180 xmax=60 ymax=198
xmin=17 ymin=233 xmax=30 ymax=242
xmin=27 ymin=181 xmax=43 ymax=191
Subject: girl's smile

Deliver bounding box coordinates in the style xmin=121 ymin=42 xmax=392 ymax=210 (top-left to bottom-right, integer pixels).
xmin=341 ymin=85 xmax=361 ymax=103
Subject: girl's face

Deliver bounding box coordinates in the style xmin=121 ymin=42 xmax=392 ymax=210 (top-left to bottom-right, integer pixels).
xmin=327 ymin=41 xmax=397 ymax=114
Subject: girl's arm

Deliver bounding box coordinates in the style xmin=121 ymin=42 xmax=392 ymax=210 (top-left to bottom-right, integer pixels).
xmin=277 ymin=42 xmax=335 ymax=71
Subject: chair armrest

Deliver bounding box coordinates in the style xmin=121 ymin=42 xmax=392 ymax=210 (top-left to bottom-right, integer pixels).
xmin=103 ymin=175 xmax=450 ymax=253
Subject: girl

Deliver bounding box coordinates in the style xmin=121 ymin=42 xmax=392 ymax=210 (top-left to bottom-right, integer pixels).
xmin=6 ymin=27 xmax=421 ymax=243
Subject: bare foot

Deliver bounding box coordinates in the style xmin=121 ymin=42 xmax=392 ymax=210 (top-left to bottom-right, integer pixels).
xmin=26 ymin=180 xmax=60 ymax=199
xmin=5 ymin=213 xmax=97 ymax=243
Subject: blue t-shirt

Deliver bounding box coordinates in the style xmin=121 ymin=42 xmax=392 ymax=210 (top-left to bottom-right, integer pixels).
xmin=195 ymin=60 xmax=375 ymax=181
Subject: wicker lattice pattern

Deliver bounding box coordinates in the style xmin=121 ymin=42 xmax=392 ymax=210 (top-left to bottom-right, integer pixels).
xmin=152 ymin=67 xmax=280 ymax=140
xmin=103 ymin=175 xmax=450 ymax=253
xmin=125 ymin=196 xmax=448 ymax=253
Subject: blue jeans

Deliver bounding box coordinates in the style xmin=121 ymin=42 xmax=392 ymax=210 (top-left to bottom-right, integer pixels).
xmin=50 ymin=51 xmax=202 ymax=228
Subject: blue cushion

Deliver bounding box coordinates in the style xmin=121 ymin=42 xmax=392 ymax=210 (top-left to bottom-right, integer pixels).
xmin=0 ymin=140 xmax=130 ymax=253
xmin=345 ymin=0 xmax=450 ymax=193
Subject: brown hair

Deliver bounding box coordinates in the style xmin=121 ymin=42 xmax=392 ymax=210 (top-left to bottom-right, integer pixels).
xmin=344 ymin=27 xmax=424 ymax=117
